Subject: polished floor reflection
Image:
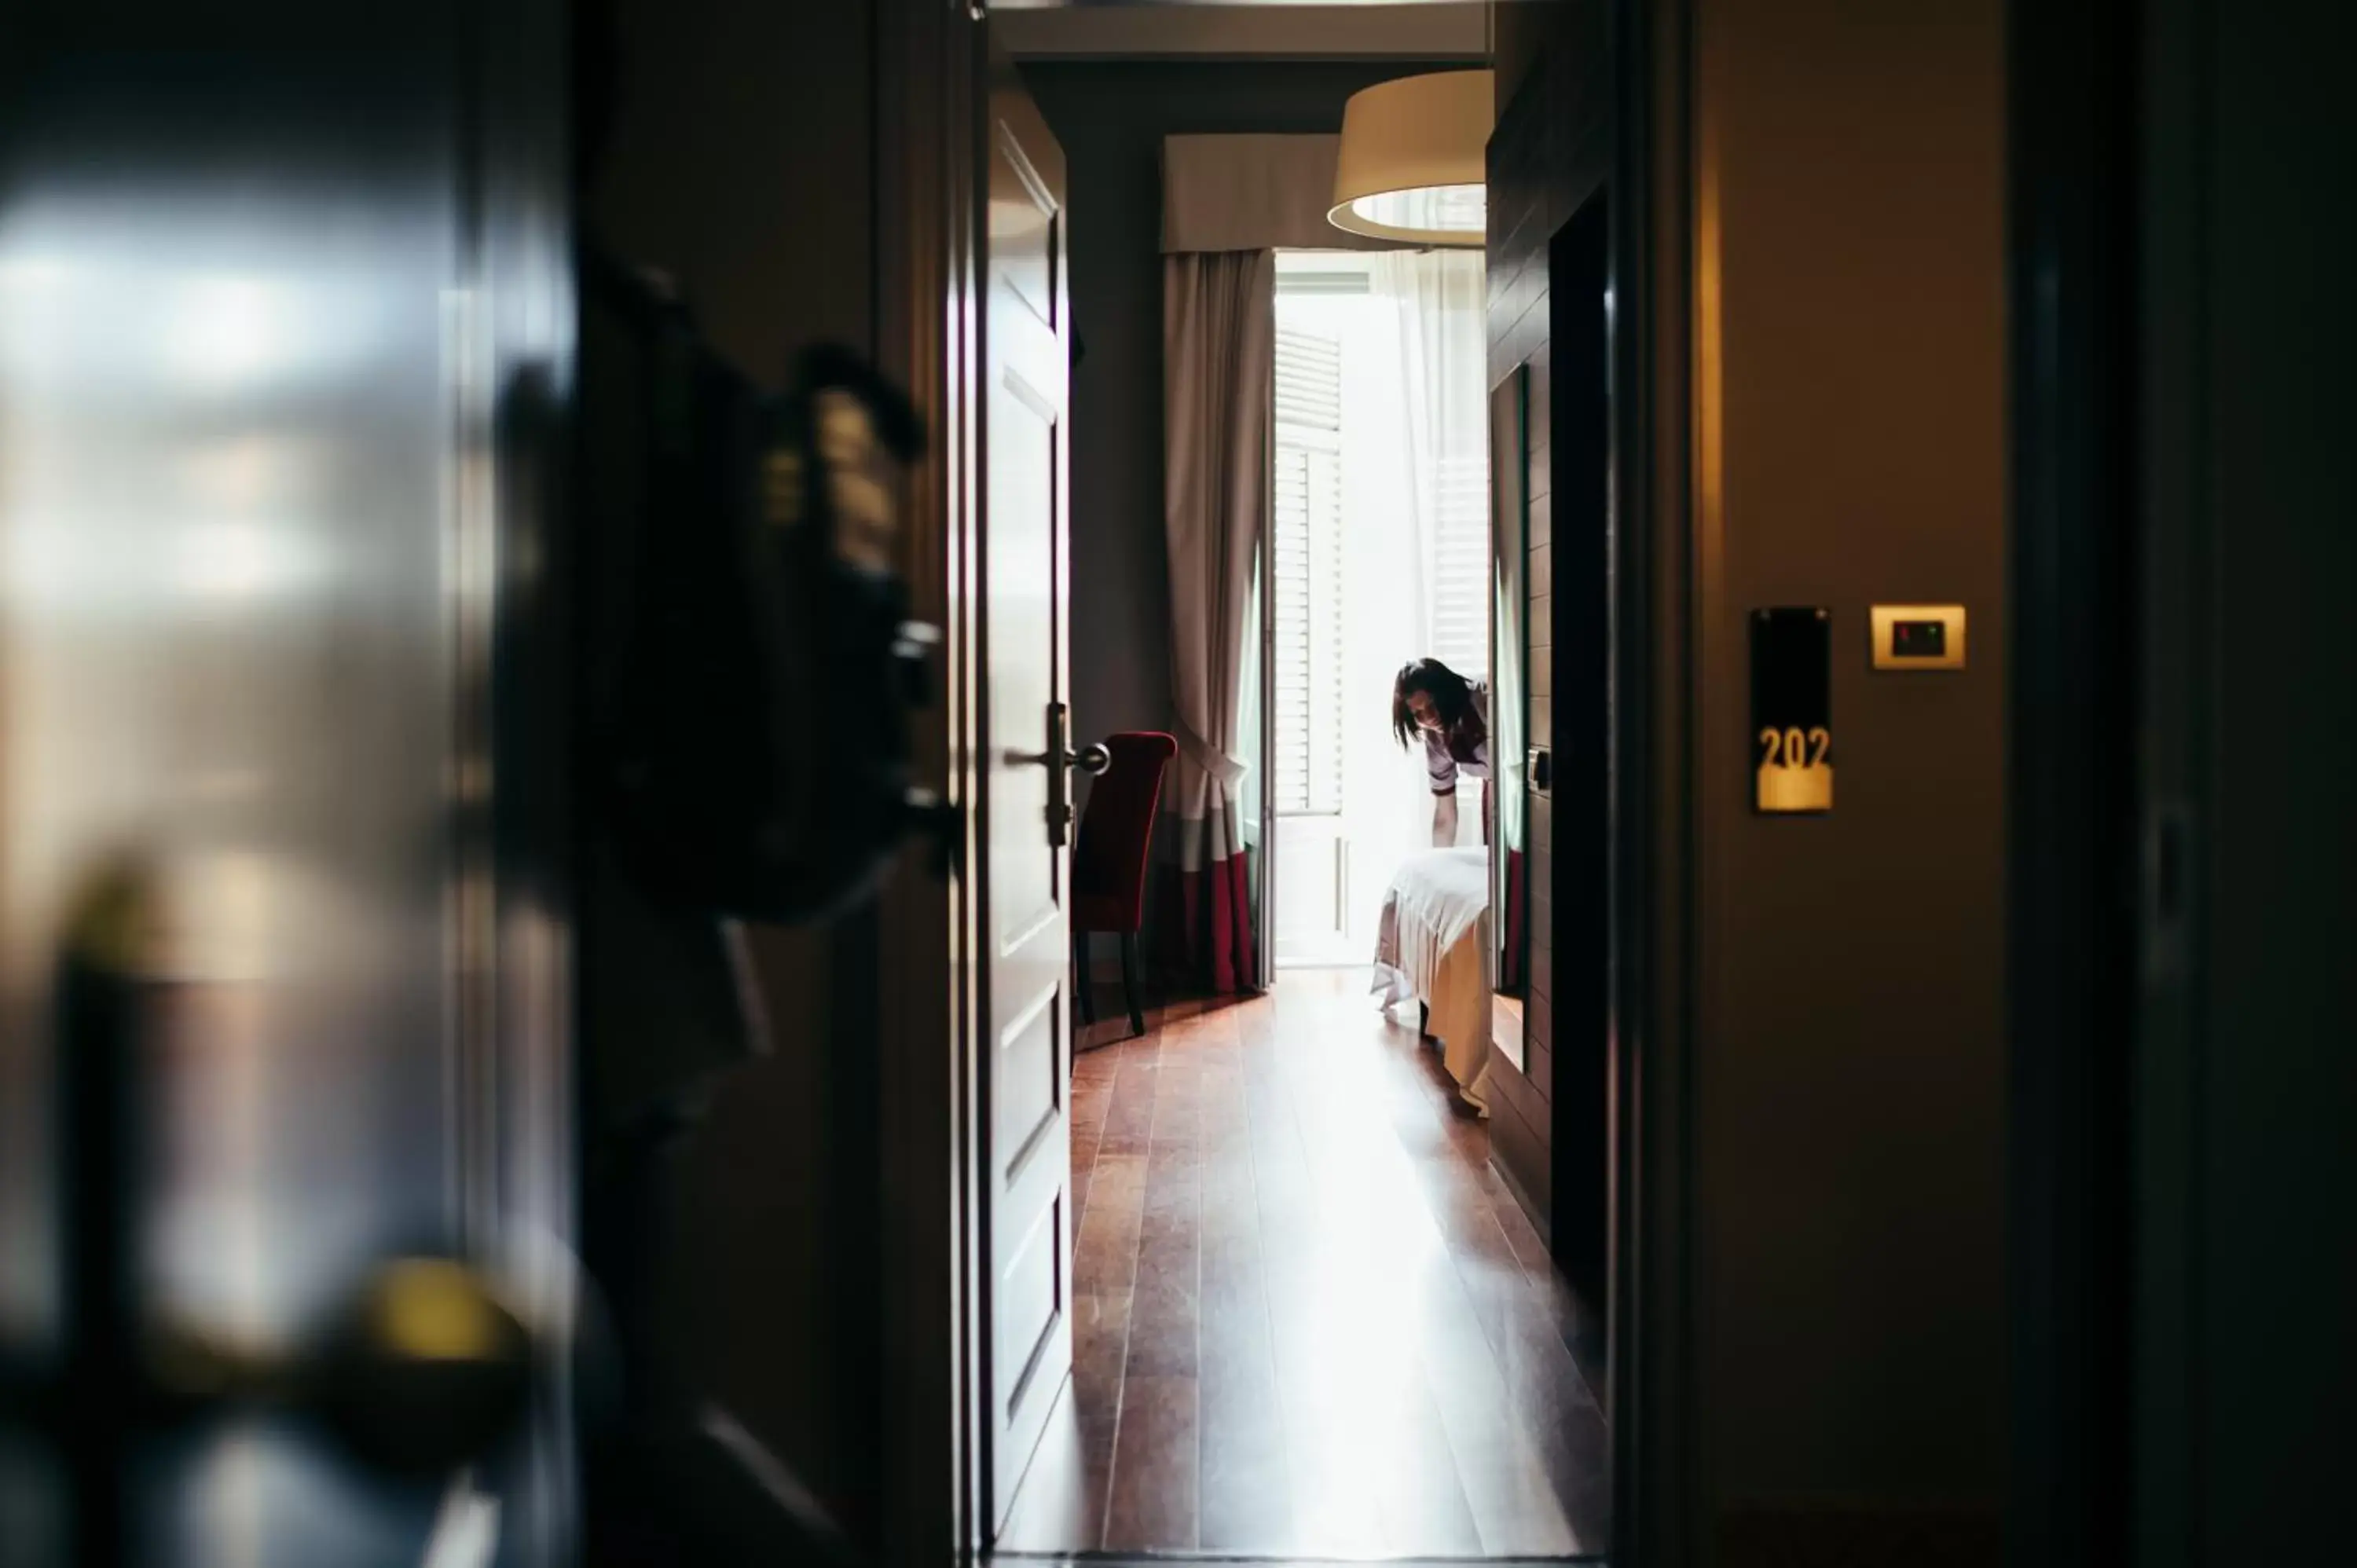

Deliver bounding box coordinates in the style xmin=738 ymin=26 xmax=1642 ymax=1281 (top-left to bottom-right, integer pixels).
xmin=999 ymin=970 xmax=1607 ymax=1559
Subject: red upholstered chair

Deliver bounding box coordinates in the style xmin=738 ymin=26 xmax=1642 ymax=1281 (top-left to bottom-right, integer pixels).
xmin=1071 ymin=731 xmax=1176 ymax=1039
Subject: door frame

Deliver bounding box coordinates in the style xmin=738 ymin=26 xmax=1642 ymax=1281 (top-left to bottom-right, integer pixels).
xmin=1612 ymin=0 xmax=1701 ymax=1559
xmin=867 ymin=0 xmax=988 ymax=1563
xmin=878 ymin=2 xmax=1704 ymax=1562
xmin=2002 ymin=0 xmax=2139 ymax=1558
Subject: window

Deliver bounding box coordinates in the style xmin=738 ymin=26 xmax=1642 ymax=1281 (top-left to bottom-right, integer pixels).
xmin=1270 ymin=250 xmax=1490 ymax=965
xmin=1273 ymin=322 xmax=1344 ymax=815
xmin=1427 ymin=447 xmax=1490 ymax=683
xmin=1272 ymin=274 xmax=1489 ymax=822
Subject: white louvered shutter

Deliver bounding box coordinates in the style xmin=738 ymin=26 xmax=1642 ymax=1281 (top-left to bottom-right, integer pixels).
xmin=1428 ymin=446 xmax=1490 ymax=683
xmin=1272 ymin=324 xmax=1344 ymax=815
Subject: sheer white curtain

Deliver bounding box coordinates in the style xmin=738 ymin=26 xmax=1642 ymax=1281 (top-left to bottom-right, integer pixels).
xmin=1334 ymin=249 xmax=1490 ymax=950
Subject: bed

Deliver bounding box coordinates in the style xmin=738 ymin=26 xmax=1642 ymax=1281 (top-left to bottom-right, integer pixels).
xmin=1369 ymin=845 xmax=1493 ymax=1116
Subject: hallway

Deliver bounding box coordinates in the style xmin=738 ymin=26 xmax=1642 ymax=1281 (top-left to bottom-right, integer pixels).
xmin=999 ymin=971 xmax=1607 ymax=1559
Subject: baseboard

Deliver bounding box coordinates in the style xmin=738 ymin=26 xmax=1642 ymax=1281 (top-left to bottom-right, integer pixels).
xmin=1714 ymin=1499 xmax=2001 ymax=1568
xmin=1490 ymin=1139 xmax=1550 ymax=1240
xmin=1485 ymin=1050 xmax=1552 ymax=1236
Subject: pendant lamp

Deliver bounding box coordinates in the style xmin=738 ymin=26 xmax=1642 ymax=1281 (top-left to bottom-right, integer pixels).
xmin=1328 ymin=68 xmax=1494 ymax=247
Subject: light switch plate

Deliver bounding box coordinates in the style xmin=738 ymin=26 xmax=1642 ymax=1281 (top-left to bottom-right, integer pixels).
xmin=1871 ymin=603 xmax=1967 ymax=670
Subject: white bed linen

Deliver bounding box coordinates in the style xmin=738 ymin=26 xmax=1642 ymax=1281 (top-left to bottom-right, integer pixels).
xmin=1369 ymin=846 xmax=1493 ymax=1116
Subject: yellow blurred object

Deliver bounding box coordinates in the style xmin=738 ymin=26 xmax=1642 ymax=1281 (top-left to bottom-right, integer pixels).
xmin=63 ymin=857 xmax=160 ymax=975
xmin=367 ymin=1259 xmax=504 ymax=1363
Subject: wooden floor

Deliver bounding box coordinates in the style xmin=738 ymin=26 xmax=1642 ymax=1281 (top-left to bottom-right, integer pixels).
xmin=998 ymin=969 xmax=1609 ymax=1560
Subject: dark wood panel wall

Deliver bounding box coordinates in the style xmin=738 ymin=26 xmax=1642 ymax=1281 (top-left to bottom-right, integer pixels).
xmin=1484 ymin=0 xmax=1611 ymax=1303
xmin=581 ymin=0 xmax=874 ymax=1526
xmin=581 ymin=2 xmax=988 ymax=1557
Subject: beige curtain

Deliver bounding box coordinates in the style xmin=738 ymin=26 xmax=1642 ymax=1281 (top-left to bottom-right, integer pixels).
xmin=1160 ymin=134 xmax=1391 ymax=253
xmin=1158 ymin=249 xmax=1274 ymax=990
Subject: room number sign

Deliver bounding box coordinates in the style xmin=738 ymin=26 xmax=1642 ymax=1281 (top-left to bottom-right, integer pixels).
xmin=1750 ymin=607 xmax=1833 ymax=814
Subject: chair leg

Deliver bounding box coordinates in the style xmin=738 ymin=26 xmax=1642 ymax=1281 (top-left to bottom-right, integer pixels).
xmin=1120 ymin=932 xmax=1146 ymax=1039
xmin=1073 ymin=929 xmax=1095 ymax=1026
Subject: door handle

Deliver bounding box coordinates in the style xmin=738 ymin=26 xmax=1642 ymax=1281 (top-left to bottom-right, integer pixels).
xmin=1528 ymin=746 xmax=1552 ymax=794
xmin=144 ymin=1257 xmax=537 ymax=1476
xmin=1010 ymin=702 xmax=1109 ymax=847
xmin=39 ymin=870 xmax=541 ymax=1483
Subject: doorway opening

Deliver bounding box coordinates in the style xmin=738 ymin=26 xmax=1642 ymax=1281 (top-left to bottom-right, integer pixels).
xmin=995 ymin=213 xmax=1608 ymax=1566
xmin=972 ymin=15 xmax=1630 ymax=1565
xmin=1266 ymin=249 xmax=1494 ymax=971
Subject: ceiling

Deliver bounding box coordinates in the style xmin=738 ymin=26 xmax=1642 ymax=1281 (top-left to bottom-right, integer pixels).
xmin=988 ymin=2 xmax=1490 ymax=60
xmin=993 ymin=1 xmax=1458 ymax=8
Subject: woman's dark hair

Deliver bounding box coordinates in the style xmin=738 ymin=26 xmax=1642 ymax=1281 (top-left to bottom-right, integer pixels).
xmin=1392 ymin=658 xmax=1479 ymax=750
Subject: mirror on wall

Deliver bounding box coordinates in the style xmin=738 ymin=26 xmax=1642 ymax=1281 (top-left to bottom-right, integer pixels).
xmin=1489 ymin=364 xmax=1529 ymax=1070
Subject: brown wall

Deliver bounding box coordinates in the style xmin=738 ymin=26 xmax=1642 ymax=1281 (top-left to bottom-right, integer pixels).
xmin=1694 ymin=0 xmax=2009 ymax=1533
xmin=1492 ymin=0 xmax=2011 ymax=1541
xmin=589 ymin=0 xmax=875 ymax=379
